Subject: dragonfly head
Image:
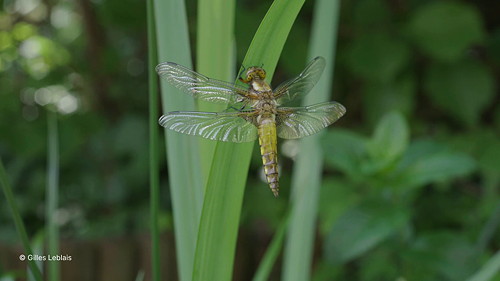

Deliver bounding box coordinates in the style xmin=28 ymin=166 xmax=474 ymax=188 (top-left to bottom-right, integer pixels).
xmin=245 ymin=67 xmax=266 ymax=81
xmin=239 ymin=66 xmax=267 ymax=84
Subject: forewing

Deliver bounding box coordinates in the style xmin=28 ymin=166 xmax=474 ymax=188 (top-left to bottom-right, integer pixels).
xmin=159 ymin=111 xmax=258 ymax=143
xmin=156 ymin=62 xmax=249 ymax=104
xmin=276 ymin=101 xmax=346 ymax=139
xmin=273 ymin=56 xmax=326 ymax=104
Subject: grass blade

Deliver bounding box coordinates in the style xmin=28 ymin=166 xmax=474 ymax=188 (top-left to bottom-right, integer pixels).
xmin=146 ymin=0 xmax=160 ymax=279
xmin=192 ymin=1 xmax=307 ymax=281
xmin=282 ymin=1 xmax=341 ymax=280
xmin=196 ymin=0 xmax=236 ymax=182
xmin=466 ymin=249 xmax=500 ymax=281
xmin=46 ymin=110 xmax=60 ymax=281
xmin=252 ymin=215 xmax=289 ymax=281
xmin=153 ymin=1 xmax=204 ymax=281
xmin=0 ymin=159 xmax=43 ymax=281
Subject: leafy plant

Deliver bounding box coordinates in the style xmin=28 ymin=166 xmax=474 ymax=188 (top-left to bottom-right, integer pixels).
xmin=319 ymin=111 xmax=479 ymax=280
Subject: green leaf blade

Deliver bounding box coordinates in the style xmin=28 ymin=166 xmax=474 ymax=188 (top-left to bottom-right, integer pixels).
xmin=367 ymin=111 xmax=409 ymax=169
xmin=282 ymin=0 xmax=342 ymax=281
xmin=324 ymin=202 xmax=410 ymax=264
xmin=153 ymin=1 xmax=204 ymax=281
xmin=408 ymin=1 xmax=485 ymax=61
xmin=192 ymin=1 xmax=308 ymax=281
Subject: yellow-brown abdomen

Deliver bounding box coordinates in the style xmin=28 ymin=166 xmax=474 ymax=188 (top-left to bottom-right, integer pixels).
xmin=258 ymin=119 xmax=279 ymax=197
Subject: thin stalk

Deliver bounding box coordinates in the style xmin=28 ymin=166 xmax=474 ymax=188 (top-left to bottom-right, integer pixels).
xmin=282 ymin=1 xmax=341 ymax=280
xmin=46 ymin=110 xmax=60 ymax=281
xmin=147 ymin=0 xmax=160 ymax=279
xmin=0 ymin=159 xmax=43 ymax=281
xmin=252 ymin=215 xmax=289 ymax=281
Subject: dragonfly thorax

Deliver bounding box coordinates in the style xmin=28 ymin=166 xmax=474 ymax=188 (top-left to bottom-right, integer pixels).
xmin=252 ymin=99 xmax=277 ymax=112
xmin=251 ymin=80 xmax=273 ymax=93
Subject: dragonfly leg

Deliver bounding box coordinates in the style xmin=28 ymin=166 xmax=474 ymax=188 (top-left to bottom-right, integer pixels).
xmin=237 ymin=66 xmax=247 ymax=81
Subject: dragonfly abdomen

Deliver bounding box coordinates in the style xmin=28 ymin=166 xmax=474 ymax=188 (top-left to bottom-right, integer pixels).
xmin=258 ymin=118 xmax=279 ymax=197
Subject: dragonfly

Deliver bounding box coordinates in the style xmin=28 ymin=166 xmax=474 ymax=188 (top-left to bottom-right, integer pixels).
xmin=157 ymin=56 xmax=346 ymax=197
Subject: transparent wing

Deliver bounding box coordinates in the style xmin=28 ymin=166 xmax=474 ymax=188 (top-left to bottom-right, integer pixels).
xmin=273 ymin=56 xmax=326 ymax=105
xmin=276 ymin=101 xmax=346 ymax=139
xmin=156 ymin=62 xmax=250 ymax=104
xmin=159 ymin=111 xmax=258 ymax=143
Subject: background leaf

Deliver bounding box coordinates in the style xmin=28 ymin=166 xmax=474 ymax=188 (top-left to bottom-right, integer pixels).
xmin=345 ymin=33 xmax=410 ymax=82
xmin=407 ymin=1 xmax=485 ymax=61
xmin=367 ymin=111 xmax=409 ymax=170
xmin=395 ymin=140 xmax=476 ymax=188
xmin=324 ymin=202 xmax=410 ymax=264
xmin=362 ymin=74 xmax=416 ymax=126
xmin=322 ymin=129 xmax=366 ymax=178
xmin=424 ymin=59 xmax=495 ymax=127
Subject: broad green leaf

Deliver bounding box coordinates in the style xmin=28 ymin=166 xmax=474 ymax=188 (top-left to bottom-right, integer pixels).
xmin=363 ymin=74 xmax=416 ymax=126
xmin=407 ymin=1 xmax=484 ymax=61
xmin=395 ymin=140 xmax=476 ymax=188
xmin=402 ymin=232 xmax=478 ymax=281
xmin=196 ymin=0 xmax=235 ymax=182
xmin=396 ymin=139 xmax=444 ymax=170
xmin=322 ymin=129 xmax=366 ymax=178
xmin=367 ymin=111 xmax=409 ymax=170
xmin=318 ymin=178 xmax=359 ymax=235
xmin=358 ymin=248 xmax=399 ymax=281
xmin=424 ymin=59 xmax=495 ymax=127
xmin=324 ymin=201 xmax=410 ymax=264
xmin=478 ymin=141 xmax=500 ymax=176
xmin=345 ymin=32 xmax=410 ymax=82
xmin=452 ymin=131 xmax=500 ymax=175
xmin=154 ymin=1 xmax=203 ymax=280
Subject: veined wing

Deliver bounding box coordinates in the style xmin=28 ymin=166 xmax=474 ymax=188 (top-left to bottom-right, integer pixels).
xmin=156 ymin=62 xmax=249 ymax=104
xmin=273 ymin=56 xmax=326 ymax=105
xmin=159 ymin=111 xmax=258 ymax=143
xmin=276 ymin=101 xmax=346 ymax=139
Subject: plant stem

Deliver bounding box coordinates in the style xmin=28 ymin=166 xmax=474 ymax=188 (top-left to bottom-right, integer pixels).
xmin=147 ymin=0 xmax=160 ymax=279
xmin=46 ymin=110 xmax=60 ymax=281
xmin=0 ymin=159 xmax=43 ymax=281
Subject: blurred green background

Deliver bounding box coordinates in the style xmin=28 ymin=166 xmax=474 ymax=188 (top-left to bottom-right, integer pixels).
xmin=1 ymin=0 xmax=499 ymax=280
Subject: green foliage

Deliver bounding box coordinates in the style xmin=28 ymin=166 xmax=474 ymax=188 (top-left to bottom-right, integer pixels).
xmin=402 ymin=232 xmax=479 ymax=280
xmin=324 ymin=201 xmax=410 ymax=263
xmin=320 ymin=111 xmax=481 ymax=280
xmin=0 ymin=0 xmax=499 ymax=280
xmin=367 ymin=111 xmax=409 ymax=170
xmin=346 ymin=33 xmax=410 ymax=83
xmin=424 ymin=59 xmax=495 ymax=127
xmin=362 ymin=74 xmax=416 ymax=126
xmin=323 ymin=111 xmax=476 ymax=189
xmin=407 ymin=1 xmax=485 ymax=61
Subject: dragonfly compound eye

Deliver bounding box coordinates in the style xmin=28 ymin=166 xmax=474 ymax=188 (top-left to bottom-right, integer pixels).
xmin=256 ymin=69 xmax=266 ymax=79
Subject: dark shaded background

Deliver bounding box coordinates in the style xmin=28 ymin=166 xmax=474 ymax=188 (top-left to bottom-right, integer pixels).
xmin=0 ymin=0 xmax=499 ymax=280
